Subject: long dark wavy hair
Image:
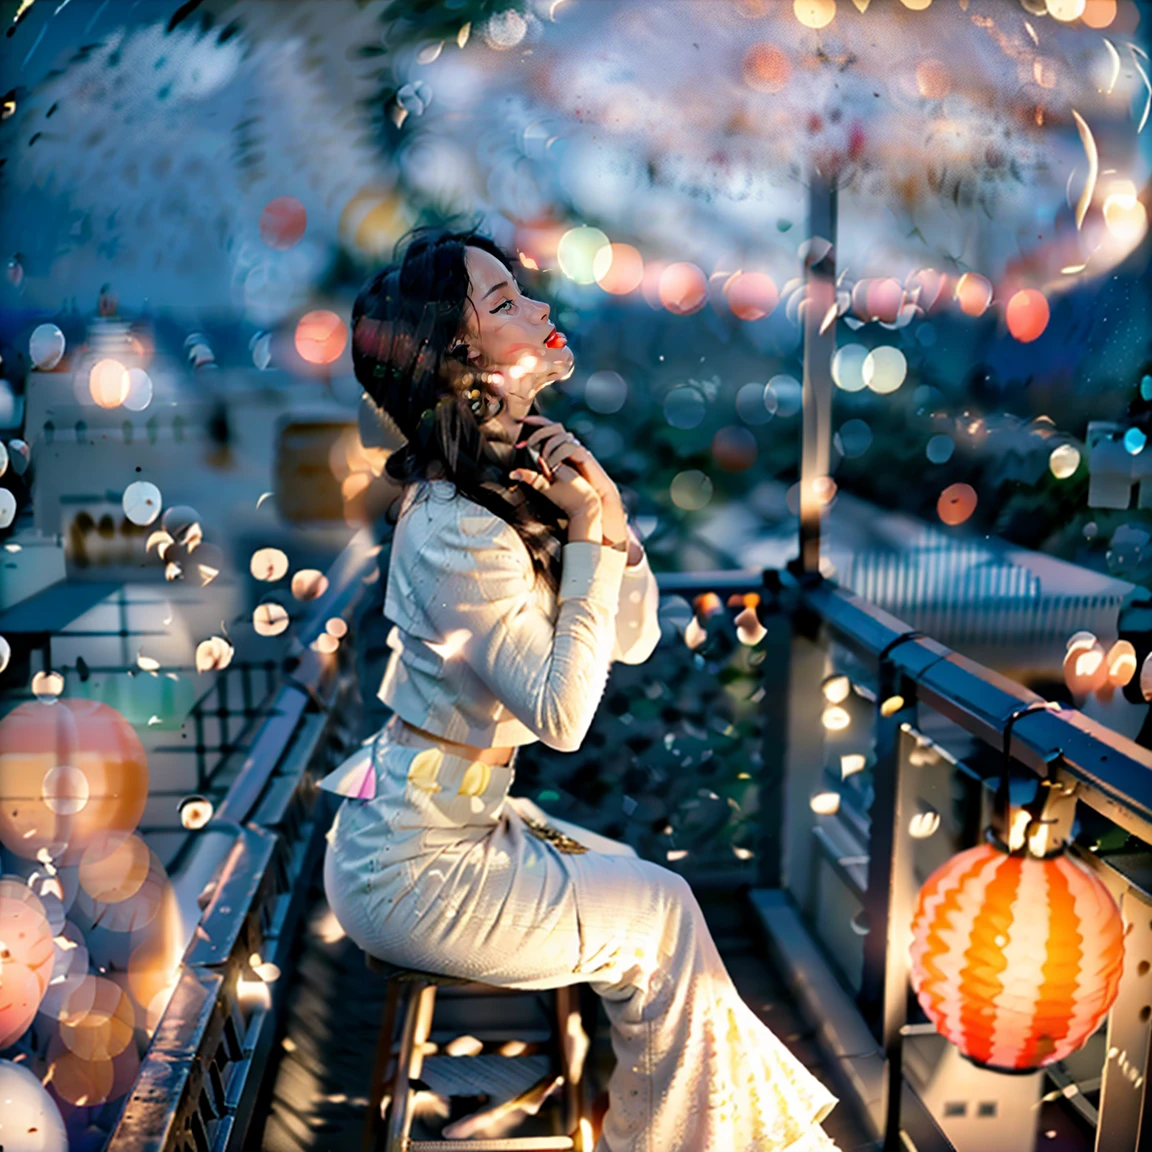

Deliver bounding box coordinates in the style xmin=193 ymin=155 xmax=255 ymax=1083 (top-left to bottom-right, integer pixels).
xmin=352 ymin=226 xmax=566 ymax=596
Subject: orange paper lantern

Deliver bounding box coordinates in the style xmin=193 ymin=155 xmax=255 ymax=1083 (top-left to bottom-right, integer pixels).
xmin=0 ymin=700 xmax=148 ymax=864
xmin=910 ymin=841 xmax=1124 ymax=1071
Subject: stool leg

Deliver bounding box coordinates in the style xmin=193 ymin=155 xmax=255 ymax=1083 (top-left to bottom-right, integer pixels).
xmin=383 ymin=980 xmax=438 ymax=1152
xmin=555 ymin=984 xmax=590 ymax=1149
xmin=363 ymin=979 xmax=402 ymax=1152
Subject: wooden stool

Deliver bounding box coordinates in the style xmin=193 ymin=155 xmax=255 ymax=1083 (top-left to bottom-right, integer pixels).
xmin=362 ymin=953 xmax=592 ymax=1152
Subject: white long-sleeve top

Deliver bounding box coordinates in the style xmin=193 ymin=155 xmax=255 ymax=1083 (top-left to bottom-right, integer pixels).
xmin=376 ymin=478 xmax=662 ymax=753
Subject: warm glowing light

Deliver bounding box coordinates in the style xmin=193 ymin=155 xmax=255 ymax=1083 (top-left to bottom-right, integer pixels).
xmin=910 ymin=842 xmax=1124 ymax=1071
xmin=1103 ymin=192 xmax=1148 ymax=247
xmin=195 ymin=636 xmax=234 ymax=674
xmin=179 ymin=795 xmax=214 ymax=830
xmin=89 ymin=359 xmax=130 ymax=408
xmin=1107 ymin=640 xmax=1137 ymax=687
xmin=557 ymin=226 xmax=611 ymax=285
xmin=880 ymin=695 xmax=905 ymax=717
xmin=823 ymin=675 xmax=851 ymax=704
xmin=294 ymin=311 xmax=347 ymax=366
xmin=821 ymin=706 xmax=850 ymax=731
xmin=937 ymin=483 xmax=977 ymax=526
xmin=810 ymin=791 xmax=841 ymax=815
xmin=1049 ymin=444 xmax=1081 ymax=479
xmin=254 ymin=602 xmax=290 ymax=637
xmin=1081 ymin=0 xmax=1117 ymax=28
xmin=909 ymin=809 xmax=941 ymax=839
xmin=593 ymin=243 xmax=644 ymax=294
xmin=1006 ymin=290 xmax=1050 ymax=343
xmin=742 ymin=43 xmax=791 ymax=94
xmin=916 ymin=59 xmax=950 ymax=99
xmin=954 ymin=273 xmax=993 ymax=317
xmin=250 ymin=548 xmax=289 ymax=582
xmin=841 ymin=754 xmax=866 ymax=778
xmin=1064 ymin=642 xmax=1109 ymax=695
xmin=1046 ymin=0 xmax=1086 ymax=20
xmin=793 ymin=0 xmax=836 ymax=29
xmin=725 ymin=271 xmax=779 ymax=321
xmin=291 ymin=569 xmax=329 ymax=601
xmin=862 ymin=347 xmax=906 ymax=394
xmin=658 ymin=263 xmax=708 ymax=316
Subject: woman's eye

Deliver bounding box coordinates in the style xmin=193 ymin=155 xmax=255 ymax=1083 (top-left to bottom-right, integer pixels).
xmin=492 ymin=299 xmax=513 ymax=314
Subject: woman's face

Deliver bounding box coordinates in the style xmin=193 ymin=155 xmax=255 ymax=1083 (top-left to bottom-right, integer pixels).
xmin=459 ymin=245 xmax=574 ymax=422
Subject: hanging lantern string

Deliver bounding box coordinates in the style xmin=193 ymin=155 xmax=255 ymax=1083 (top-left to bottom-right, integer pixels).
xmin=997 ymin=700 xmax=1065 ymax=856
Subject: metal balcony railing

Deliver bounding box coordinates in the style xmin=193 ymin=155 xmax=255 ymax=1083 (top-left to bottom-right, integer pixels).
xmin=101 ymin=535 xmax=1152 ymax=1152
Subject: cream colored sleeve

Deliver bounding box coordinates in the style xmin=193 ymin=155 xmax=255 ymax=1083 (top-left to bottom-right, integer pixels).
xmin=414 ymin=502 xmax=628 ymax=753
xmin=611 ymin=549 xmax=662 ymax=665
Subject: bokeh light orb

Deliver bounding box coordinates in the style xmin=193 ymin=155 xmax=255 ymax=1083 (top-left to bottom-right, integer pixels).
xmin=260 ymin=196 xmax=307 ymax=250
xmin=0 ymin=700 xmax=148 ymax=865
xmin=59 ymin=976 xmax=135 ymax=1061
xmin=79 ymin=832 xmax=150 ymax=904
xmin=291 ymin=569 xmax=329 ymax=601
xmin=768 ymin=375 xmax=803 ymax=418
xmin=926 ymin=434 xmax=955 ymax=464
xmin=867 ymin=279 xmax=905 ymax=325
xmin=0 ymin=635 xmax=9 ymax=676
xmin=1050 ymin=444 xmax=1081 ymax=479
xmin=295 ymin=311 xmax=347 ymax=366
xmin=937 ymin=483 xmax=978 ymax=526
xmin=736 ymin=382 xmax=775 ymax=425
xmin=254 ymin=602 xmax=290 ymax=637
xmin=250 ymin=547 xmax=289 ymax=582
xmin=916 ymin=59 xmax=951 ymax=100
xmin=669 ymin=470 xmax=713 ymax=511
xmin=557 ymin=226 xmax=611 ymax=285
xmin=742 ymin=43 xmax=791 ymax=93
xmin=658 ymin=263 xmax=708 ymax=316
xmin=41 ymin=763 xmax=89 ymax=816
xmin=712 ymin=426 xmax=758 ymax=471
xmin=955 ymin=273 xmax=993 ymax=317
xmin=838 ymin=419 xmax=872 ymax=459
xmin=592 ymin=243 xmax=644 ymax=295
xmin=123 ymin=368 xmax=153 ymax=412
xmin=725 ymin=271 xmax=779 ymax=321
xmin=584 ymin=370 xmax=628 ymax=414
xmin=832 ymin=344 xmax=868 ymax=392
xmin=0 ymin=963 xmax=42 ymax=1049
xmin=0 ymin=489 xmax=16 ymax=530
xmin=89 ymin=359 xmax=129 ymax=408
xmin=1046 ymin=0 xmax=1086 ymax=19
xmin=0 ymin=1058 xmax=68 ymax=1151
xmin=793 ymin=0 xmax=836 ymax=29
xmin=1081 ymin=0 xmax=1117 ymax=27
xmin=29 ymin=324 xmax=66 ymax=371
xmin=664 ymin=386 xmax=707 ymax=429
xmin=1006 ymin=289 xmax=1050 ymax=343
xmin=122 ymin=481 xmax=162 ymax=527
xmin=862 ymin=346 xmax=907 ymax=394
xmin=0 ymin=879 xmax=54 ymax=996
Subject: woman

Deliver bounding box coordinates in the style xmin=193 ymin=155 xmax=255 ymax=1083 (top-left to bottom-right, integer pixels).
xmin=320 ymin=226 xmax=841 ymax=1151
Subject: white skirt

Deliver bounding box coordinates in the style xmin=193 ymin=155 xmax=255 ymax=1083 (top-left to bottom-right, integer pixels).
xmin=319 ymin=715 xmax=841 ymax=1152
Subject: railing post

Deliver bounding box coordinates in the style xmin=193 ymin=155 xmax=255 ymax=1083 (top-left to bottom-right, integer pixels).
xmin=799 ymin=172 xmax=838 ymax=575
xmin=755 ymin=578 xmax=792 ymax=890
xmin=1096 ymin=887 xmax=1152 ymax=1152
xmin=859 ymin=658 xmax=918 ymax=1152
xmin=781 ymin=593 xmax=830 ymax=914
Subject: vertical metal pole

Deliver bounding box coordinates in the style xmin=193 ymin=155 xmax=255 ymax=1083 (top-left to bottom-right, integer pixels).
xmin=755 ymin=587 xmax=791 ymax=890
xmin=799 ymin=171 xmax=838 ymax=575
xmin=859 ymin=665 xmax=917 ymax=1152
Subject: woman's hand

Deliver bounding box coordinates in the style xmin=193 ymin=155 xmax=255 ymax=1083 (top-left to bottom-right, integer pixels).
xmin=516 ymin=415 xmax=623 ymax=512
xmin=510 ymin=458 xmax=603 ymax=528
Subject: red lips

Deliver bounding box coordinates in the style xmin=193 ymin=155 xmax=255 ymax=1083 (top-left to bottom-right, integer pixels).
xmin=544 ymin=328 xmax=567 ymax=349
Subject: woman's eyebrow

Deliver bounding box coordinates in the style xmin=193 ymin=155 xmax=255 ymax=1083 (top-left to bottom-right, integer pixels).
xmin=481 ymin=280 xmax=509 ymax=300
